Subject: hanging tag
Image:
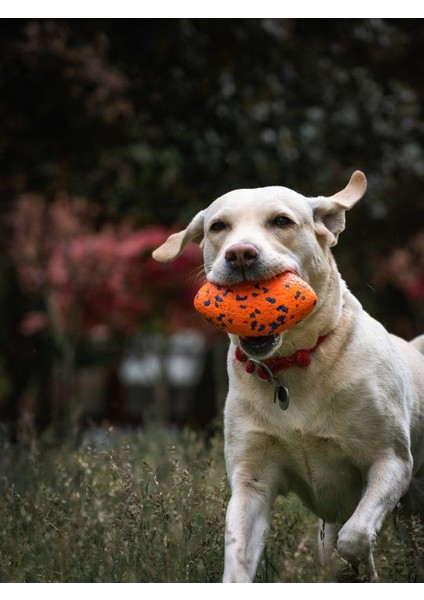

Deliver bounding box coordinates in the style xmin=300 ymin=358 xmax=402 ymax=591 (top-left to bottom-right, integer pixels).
xmin=247 ymin=357 xmax=290 ymax=411
xmin=274 ymin=383 xmax=290 ymax=410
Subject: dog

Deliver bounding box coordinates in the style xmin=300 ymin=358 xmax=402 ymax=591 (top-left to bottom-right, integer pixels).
xmin=152 ymin=171 xmax=424 ymax=582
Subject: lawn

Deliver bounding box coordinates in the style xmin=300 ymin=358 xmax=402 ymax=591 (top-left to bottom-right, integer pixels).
xmin=0 ymin=425 xmax=420 ymax=583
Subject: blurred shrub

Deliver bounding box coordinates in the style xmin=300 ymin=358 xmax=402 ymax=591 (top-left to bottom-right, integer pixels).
xmin=2 ymin=194 xmax=204 ymax=436
xmin=7 ymin=193 xmax=202 ymax=341
xmin=0 ymin=19 xmax=422 ymax=338
xmin=0 ymin=19 xmax=423 ymax=434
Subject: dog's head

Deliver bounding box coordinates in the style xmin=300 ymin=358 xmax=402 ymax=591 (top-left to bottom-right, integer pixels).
xmin=153 ymin=171 xmax=367 ymax=356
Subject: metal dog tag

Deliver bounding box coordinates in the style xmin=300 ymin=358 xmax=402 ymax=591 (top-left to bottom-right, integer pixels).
xmin=247 ymin=357 xmax=290 ymax=411
xmin=274 ymin=383 xmax=290 ymax=410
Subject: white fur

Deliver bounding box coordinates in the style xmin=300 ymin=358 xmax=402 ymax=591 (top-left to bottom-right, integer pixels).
xmin=153 ymin=171 xmax=424 ymax=582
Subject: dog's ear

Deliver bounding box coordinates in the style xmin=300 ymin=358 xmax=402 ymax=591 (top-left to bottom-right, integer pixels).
xmin=312 ymin=171 xmax=367 ymax=247
xmin=152 ymin=210 xmax=205 ymax=262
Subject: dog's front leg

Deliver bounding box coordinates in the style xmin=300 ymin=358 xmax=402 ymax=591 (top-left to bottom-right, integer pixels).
xmin=223 ymin=466 xmax=278 ymax=583
xmin=337 ymin=450 xmax=412 ymax=580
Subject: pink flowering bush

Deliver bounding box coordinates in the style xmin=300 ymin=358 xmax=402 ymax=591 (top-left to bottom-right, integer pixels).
xmin=373 ymin=232 xmax=424 ymax=304
xmin=5 ymin=193 xmax=205 ymax=433
xmin=8 ymin=193 xmax=203 ymax=341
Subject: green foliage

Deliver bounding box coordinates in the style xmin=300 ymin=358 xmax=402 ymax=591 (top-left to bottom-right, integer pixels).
xmin=1 ymin=18 xmax=423 ymax=343
xmin=0 ymin=427 xmax=421 ymax=582
xmin=1 ymin=19 xmax=423 ymax=433
xmin=1 ymin=19 xmax=424 ymax=230
xmin=0 ymin=428 xmax=228 ymax=582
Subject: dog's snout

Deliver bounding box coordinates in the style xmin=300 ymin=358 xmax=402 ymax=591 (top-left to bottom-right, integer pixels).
xmin=225 ymin=243 xmax=259 ymax=269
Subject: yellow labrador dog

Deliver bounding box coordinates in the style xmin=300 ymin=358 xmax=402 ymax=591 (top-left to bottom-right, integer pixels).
xmin=153 ymin=171 xmax=424 ymax=582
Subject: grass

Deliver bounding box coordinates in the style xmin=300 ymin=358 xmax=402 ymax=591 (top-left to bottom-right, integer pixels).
xmin=0 ymin=424 xmax=421 ymax=583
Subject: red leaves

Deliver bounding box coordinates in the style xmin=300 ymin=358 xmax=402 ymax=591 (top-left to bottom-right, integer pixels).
xmin=372 ymin=232 xmax=424 ymax=303
xmin=8 ymin=194 xmax=203 ymax=339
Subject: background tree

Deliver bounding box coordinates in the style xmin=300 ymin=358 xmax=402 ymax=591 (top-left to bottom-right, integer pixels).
xmin=4 ymin=194 xmax=201 ymax=437
xmin=1 ymin=18 xmax=423 ymax=435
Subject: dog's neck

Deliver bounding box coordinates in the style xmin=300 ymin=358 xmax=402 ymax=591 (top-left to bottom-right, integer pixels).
xmin=277 ymin=254 xmax=345 ymax=357
xmin=235 ymin=333 xmax=328 ymax=375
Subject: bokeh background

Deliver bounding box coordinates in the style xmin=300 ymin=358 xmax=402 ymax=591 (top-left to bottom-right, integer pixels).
xmin=1 ymin=18 xmax=423 ymax=441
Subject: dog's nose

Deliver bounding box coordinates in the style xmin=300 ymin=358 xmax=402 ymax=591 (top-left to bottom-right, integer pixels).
xmin=225 ymin=243 xmax=259 ymax=269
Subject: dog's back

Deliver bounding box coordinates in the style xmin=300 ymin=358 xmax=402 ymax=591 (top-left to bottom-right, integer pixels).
xmin=412 ymin=334 xmax=424 ymax=355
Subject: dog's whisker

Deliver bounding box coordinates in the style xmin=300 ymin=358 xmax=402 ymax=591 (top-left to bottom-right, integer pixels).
xmin=280 ymin=337 xmax=296 ymax=354
xmin=187 ymin=265 xmax=207 ymax=282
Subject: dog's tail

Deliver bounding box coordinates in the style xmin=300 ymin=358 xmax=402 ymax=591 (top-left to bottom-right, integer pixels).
xmin=411 ymin=334 xmax=424 ymax=355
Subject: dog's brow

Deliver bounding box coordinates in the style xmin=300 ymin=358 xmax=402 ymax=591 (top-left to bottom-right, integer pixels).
xmin=206 ymin=208 xmax=235 ymax=224
xmin=266 ymin=206 xmax=299 ymax=224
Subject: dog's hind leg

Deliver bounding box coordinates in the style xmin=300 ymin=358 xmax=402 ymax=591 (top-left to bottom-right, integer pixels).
xmin=317 ymin=520 xmax=340 ymax=566
xmin=395 ymin=468 xmax=424 ymax=582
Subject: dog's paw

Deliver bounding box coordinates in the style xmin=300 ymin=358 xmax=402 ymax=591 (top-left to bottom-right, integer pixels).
xmin=336 ymin=522 xmax=375 ymax=565
xmin=336 ymin=522 xmax=378 ymax=581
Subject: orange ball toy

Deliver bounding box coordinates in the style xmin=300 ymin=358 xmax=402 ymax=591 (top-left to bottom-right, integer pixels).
xmin=194 ymin=272 xmax=317 ymax=337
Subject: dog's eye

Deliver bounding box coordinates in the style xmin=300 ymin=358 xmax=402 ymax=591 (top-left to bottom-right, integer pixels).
xmin=209 ymin=220 xmax=227 ymax=233
xmin=271 ymin=215 xmax=294 ymax=228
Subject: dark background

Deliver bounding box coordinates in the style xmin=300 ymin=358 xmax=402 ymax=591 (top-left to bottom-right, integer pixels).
xmin=1 ymin=19 xmax=423 ymax=437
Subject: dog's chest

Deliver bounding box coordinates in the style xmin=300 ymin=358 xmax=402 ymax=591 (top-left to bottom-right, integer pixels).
xmin=278 ymin=427 xmax=363 ymax=522
xmin=244 ymin=385 xmax=366 ymax=521
xmin=228 ymin=358 xmax=372 ymax=521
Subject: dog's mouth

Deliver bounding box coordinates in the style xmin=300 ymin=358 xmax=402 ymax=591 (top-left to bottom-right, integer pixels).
xmin=239 ymin=334 xmax=281 ymax=358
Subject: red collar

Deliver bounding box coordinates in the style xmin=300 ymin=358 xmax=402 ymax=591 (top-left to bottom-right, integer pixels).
xmin=235 ymin=334 xmax=328 ymax=381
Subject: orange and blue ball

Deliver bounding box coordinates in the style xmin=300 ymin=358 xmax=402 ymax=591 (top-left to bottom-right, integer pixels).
xmin=194 ymin=272 xmax=317 ymax=337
